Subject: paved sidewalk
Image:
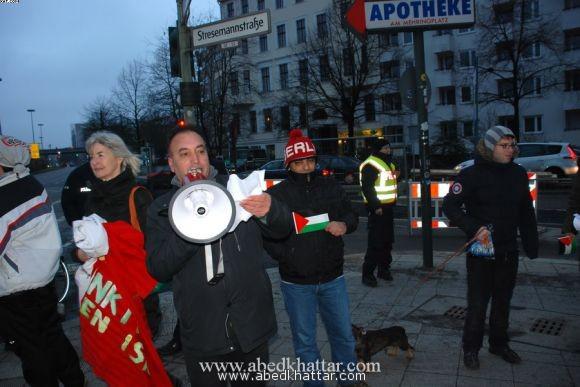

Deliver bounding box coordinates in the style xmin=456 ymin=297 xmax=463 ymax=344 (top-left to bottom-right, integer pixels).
xmin=1 ymin=252 xmax=579 ymax=386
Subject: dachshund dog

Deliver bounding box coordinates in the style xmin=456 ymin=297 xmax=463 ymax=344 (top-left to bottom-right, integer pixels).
xmin=351 ymin=324 xmax=415 ymax=364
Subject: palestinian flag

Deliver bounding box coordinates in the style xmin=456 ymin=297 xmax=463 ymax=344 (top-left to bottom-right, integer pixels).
xmin=558 ymin=235 xmax=577 ymax=255
xmin=292 ymin=212 xmax=329 ymax=234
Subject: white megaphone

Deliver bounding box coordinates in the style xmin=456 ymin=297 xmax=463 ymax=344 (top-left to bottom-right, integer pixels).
xmin=169 ymin=169 xmax=236 ymax=244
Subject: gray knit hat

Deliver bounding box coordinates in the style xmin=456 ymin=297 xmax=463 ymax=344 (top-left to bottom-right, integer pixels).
xmin=483 ymin=125 xmax=515 ymax=152
xmin=0 ymin=135 xmax=30 ymax=174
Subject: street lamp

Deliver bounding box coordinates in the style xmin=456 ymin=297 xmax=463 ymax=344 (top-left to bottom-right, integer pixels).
xmin=38 ymin=123 xmax=44 ymax=149
xmin=26 ymin=109 xmax=36 ymax=143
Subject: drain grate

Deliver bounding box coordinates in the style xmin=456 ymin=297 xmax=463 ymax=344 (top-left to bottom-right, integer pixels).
xmin=530 ymin=319 xmax=565 ymax=336
xmin=444 ymin=305 xmax=467 ymax=319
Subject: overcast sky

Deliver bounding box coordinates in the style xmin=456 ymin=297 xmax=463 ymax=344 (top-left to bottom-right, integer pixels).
xmin=0 ymin=0 xmax=219 ymax=148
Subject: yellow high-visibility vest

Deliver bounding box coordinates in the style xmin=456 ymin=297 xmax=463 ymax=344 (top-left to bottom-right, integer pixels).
xmin=359 ymin=155 xmax=397 ymax=204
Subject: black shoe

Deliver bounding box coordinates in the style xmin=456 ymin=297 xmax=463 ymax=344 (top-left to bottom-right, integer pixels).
xmin=362 ymin=274 xmax=378 ymax=287
xmin=377 ymin=271 xmax=393 ymax=281
xmin=489 ymin=346 xmax=521 ymax=364
xmin=157 ymin=338 xmax=182 ymax=357
xmin=463 ymin=351 xmax=480 ymax=370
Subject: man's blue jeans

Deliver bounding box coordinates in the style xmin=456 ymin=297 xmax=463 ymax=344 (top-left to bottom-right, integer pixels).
xmin=280 ymin=276 xmax=357 ymax=386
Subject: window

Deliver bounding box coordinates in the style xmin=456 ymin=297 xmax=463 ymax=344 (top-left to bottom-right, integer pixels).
xmin=463 ymin=121 xmax=474 ymax=137
xmin=243 ymin=70 xmax=251 ymax=94
xmin=496 ymin=41 xmax=514 ymax=61
xmin=279 ymin=64 xmax=288 ymax=89
xmin=379 ymin=32 xmax=398 ymax=48
xmin=380 ymin=60 xmax=400 ymax=79
xmin=461 ymin=86 xmax=472 ymax=103
xmin=299 ymin=103 xmax=308 ymax=126
xmin=494 ymin=2 xmax=514 ymax=23
xmin=296 ymin=19 xmax=306 ymax=44
xmin=364 ymin=95 xmax=375 ymax=121
xmin=434 ymin=29 xmax=452 ymax=36
xmin=299 ymin=59 xmax=308 ymax=86
xmin=385 ymin=125 xmax=404 ymax=144
xmin=403 ymin=32 xmax=413 ymax=44
xmin=276 ymin=0 xmax=283 ymax=9
xmin=249 ymin=111 xmax=257 ymax=133
xmin=523 ymin=77 xmax=542 ymax=96
xmin=226 ymin=2 xmax=234 ymax=17
xmin=261 ymin=67 xmax=270 ymax=92
xmin=277 ymin=25 xmax=286 ymax=48
xmin=565 ymin=29 xmax=580 ymax=51
xmin=259 ymin=35 xmax=268 ymax=52
xmin=458 ymin=27 xmax=475 ymax=33
xmin=317 ymin=14 xmax=328 ymax=38
xmin=522 ymin=42 xmax=541 ymax=59
xmin=565 ymin=69 xmax=580 ymax=91
xmin=343 ymin=48 xmax=354 ymax=76
xmin=498 ymin=115 xmax=515 ymax=129
xmin=523 ymin=0 xmax=539 ymax=20
xmin=280 ymin=105 xmax=291 ymax=131
xmin=382 ymin=93 xmax=402 ymax=111
xmin=497 ymin=78 xmax=514 ymax=97
xmin=257 ymin=0 xmax=265 ymax=10
xmin=319 ymin=55 xmax=330 ymax=81
xmin=436 ymin=51 xmax=454 ymax=70
xmin=263 ymin=108 xmax=273 ymax=131
xmin=438 ymin=87 xmax=456 ymax=105
xmin=565 ymin=0 xmax=580 ymax=9
xmin=565 ymin=109 xmax=580 ymax=131
xmin=229 ymin=71 xmax=238 ymax=95
xmin=524 ymin=115 xmax=542 ymax=133
xmin=517 ymin=144 xmax=543 ymax=157
xmin=440 ymin=121 xmax=458 ymax=138
xmin=241 ymin=0 xmax=249 ymax=14
xmin=231 ymin=113 xmax=240 ymax=137
xmin=241 ymin=39 xmax=248 ymax=54
xmin=459 ymin=50 xmax=476 ymax=67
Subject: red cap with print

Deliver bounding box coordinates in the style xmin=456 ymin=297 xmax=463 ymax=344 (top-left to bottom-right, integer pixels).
xmin=284 ymin=128 xmax=316 ymax=167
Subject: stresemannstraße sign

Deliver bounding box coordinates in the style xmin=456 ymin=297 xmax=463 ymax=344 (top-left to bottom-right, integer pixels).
xmin=192 ymin=11 xmax=271 ymax=48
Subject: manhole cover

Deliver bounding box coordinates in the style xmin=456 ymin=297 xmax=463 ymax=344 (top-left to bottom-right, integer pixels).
xmin=530 ymin=319 xmax=565 ymax=336
xmin=444 ymin=305 xmax=467 ymax=319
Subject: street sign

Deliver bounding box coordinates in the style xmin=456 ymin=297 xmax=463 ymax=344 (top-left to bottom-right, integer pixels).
xmin=399 ymin=67 xmax=431 ymax=111
xmin=192 ymin=11 xmax=271 ymax=48
xmin=346 ymin=0 xmax=475 ymax=35
xmin=29 ymin=143 xmax=40 ymax=159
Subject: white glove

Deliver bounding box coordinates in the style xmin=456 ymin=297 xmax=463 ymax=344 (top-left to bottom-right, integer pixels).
xmin=73 ymin=214 xmax=109 ymax=259
xmin=227 ymin=170 xmax=266 ymax=231
xmin=573 ymin=213 xmax=580 ymax=232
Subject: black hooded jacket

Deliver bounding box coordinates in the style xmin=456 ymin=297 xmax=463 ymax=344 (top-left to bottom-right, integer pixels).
xmin=442 ymin=151 xmax=538 ymax=258
xmin=264 ymin=171 xmax=358 ymax=284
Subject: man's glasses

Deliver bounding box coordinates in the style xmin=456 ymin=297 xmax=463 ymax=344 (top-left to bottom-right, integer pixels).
xmin=496 ymin=143 xmax=517 ymax=149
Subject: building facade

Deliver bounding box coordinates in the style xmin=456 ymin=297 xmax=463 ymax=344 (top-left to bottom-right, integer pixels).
xmin=215 ymin=0 xmax=580 ymax=161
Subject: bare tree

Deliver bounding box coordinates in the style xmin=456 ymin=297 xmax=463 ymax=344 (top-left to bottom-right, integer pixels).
xmin=476 ymin=0 xmax=568 ymax=140
xmin=146 ymin=37 xmax=181 ymax=121
xmin=83 ymin=97 xmax=116 ymax=134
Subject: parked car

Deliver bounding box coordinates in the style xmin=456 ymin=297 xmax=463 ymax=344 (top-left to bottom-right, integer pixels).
xmin=454 ymin=142 xmax=578 ymax=177
xmin=258 ymin=155 xmax=361 ymax=184
xmin=145 ymin=164 xmax=174 ymax=189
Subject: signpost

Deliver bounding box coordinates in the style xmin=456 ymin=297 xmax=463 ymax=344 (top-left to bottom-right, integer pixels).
xmin=346 ymin=0 xmax=476 ymax=269
xmin=191 ymin=11 xmax=271 ymax=49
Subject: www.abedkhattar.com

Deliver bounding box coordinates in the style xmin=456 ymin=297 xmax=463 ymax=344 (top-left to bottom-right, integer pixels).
xmin=199 ymin=357 xmax=381 ymax=382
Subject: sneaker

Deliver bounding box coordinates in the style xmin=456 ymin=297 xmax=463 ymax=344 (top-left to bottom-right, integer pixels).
xmin=463 ymin=351 xmax=480 ymax=370
xmin=157 ymin=338 xmax=182 ymax=357
xmin=362 ymin=274 xmax=378 ymax=287
xmin=377 ymin=271 xmax=393 ymax=281
xmin=489 ymin=346 xmax=521 ymax=364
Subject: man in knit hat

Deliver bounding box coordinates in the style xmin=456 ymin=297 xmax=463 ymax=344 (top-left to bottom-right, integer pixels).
xmin=265 ymin=128 xmax=361 ymax=384
xmin=360 ymin=137 xmax=399 ymax=286
xmin=0 ymin=135 xmax=85 ymax=385
xmin=443 ymin=126 xmax=538 ymax=370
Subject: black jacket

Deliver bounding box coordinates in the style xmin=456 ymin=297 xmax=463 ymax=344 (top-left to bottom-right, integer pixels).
xmin=361 ymin=152 xmax=397 ymax=212
xmin=443 ymin=155 xmax=538 ymax=258
xmin=264 ymin=171 xmax=358 ymax=284
xmin=84 ymin=168 xmax=152 ymax=231
xmin=563 ymin=169 xmax=580 ymax=235
xmin=145 ymin=174 xmax=291 ymax=356
xmin=61 ymin=163 xmax=97 ymax=225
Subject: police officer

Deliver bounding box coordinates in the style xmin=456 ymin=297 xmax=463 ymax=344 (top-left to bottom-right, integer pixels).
xmin=360 ymin=138 xmax=399 ymax=287
xmin=443 ymin=126 xmax=538 ymax=370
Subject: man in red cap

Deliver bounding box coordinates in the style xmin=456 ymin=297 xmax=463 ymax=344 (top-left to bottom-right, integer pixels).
xmin=265 ymin=129 xmax=360 ymax=384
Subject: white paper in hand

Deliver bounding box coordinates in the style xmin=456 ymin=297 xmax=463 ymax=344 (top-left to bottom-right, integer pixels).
xmin=227 ymin=170 xmax=266 ymax=232
xmin=72 ymin=214 xmax=109 ymax=259
xmin=574 ymin=213 xmax=580 ymax=232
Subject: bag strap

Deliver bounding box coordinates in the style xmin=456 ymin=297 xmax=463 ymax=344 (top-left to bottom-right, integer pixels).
xmin=129 ymin=186 xmax=152 ymax=232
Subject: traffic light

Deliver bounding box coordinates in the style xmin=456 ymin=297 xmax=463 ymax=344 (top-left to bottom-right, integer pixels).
xmin=169 ymin=26 xmax=181 ymax=77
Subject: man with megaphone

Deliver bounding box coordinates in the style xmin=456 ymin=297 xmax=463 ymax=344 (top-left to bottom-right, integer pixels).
xmin=145 ymin=127 xmax=292 ymax=385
